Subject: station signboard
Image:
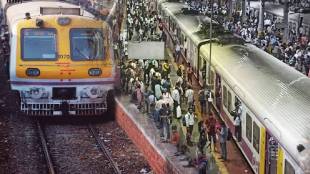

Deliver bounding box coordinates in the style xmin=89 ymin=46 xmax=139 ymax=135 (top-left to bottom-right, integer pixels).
xmin=128 ymin=41 xmax=165 ymax=60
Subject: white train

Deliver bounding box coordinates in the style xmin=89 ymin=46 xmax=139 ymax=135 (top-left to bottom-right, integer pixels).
xmin=158 ymin=1 xmax=310 ymax=174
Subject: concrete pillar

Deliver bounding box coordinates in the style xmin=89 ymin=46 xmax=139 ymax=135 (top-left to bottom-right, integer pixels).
xmin=241 ymin=0 xmax=246 ymax=25
xmin=257 ymin=0 xmax=265 ymax=37
xmin=228 ymin=0 xmax=233 ymax=19
xmin=283 ymin=0 xmax=289 ymax=43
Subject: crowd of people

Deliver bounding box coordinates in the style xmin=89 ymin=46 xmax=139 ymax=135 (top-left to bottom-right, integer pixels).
xmin=120 ymin=56 xmax=232 ymax=172
xmin=126 ymin=0 xmax=165 ymax=42
xmin=183 ymin=0 xmax=310 ymax=76
xmin=199 ymin=0 xmax=310 ymax=76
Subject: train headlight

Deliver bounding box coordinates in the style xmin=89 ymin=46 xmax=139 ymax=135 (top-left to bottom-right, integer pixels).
xmin=57 ymin=17 xmax=71 ymax=26
xmin=22 ymin=88 xmax=49 ymax=99
xmin=88 ymin=68 xmax=102 ymax=76
xmin=81 ymin=87 xmax=104 ymax=99
xmin=26 ymin=68 xmax=40 ymax=77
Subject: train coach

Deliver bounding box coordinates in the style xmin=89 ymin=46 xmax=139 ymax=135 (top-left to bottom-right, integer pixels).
xmin=201 ymin=42 xmax=310 ymax=174
xmin=1 ymin=0 xmax=117 ymax=116
xmin=158 ymin=1 xmax=310 ymax=174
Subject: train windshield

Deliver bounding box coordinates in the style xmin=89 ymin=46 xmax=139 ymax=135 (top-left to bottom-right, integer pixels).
xmin=21 ymin=29 xmax=57 ymax=60
xmin=70 ymin=28 xmax=104 ymax=61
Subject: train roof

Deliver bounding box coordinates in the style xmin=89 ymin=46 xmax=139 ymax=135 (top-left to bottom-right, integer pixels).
xmin=159 ymin=1 xmax=213 ymax=44
xmin=159 ymin=1 xmax=239 ymax=45
xmin=2 ymin=0 xmax=94 ymax=27
xmin=200 ymin=42 xmax=310 ymax=171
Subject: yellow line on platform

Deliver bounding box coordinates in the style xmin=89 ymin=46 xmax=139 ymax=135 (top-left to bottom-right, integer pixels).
xmin=166 ymin=48 xmax=230 ymax=174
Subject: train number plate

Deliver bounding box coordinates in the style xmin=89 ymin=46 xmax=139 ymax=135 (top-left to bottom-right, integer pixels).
xmin=53 ymin=111 xmax=62 ymax=115
xmin=69 ymin=111 xmax=76 ymax=115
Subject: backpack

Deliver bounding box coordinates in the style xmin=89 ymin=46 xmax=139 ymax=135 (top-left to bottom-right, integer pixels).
xmin=227 ymin=128 xmax=232 ymax=141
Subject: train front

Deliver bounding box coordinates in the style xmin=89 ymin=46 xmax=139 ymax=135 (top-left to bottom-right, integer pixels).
xmin=7 ymin=3 xmax=115 ymax=116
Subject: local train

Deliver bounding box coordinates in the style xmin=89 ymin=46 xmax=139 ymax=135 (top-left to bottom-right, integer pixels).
xmin=1 ymin=0 xmax=121 ymax=116
xmin=158 ymin=1 xmax=310 ymax=174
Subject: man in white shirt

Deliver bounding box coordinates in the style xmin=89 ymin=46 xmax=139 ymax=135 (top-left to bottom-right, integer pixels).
xmin=171 ymin=87 xmax=180 ymax=117
xmin=171 ymin=87 xmax=180 ymax=105
xmin=154 ymin=98 xmax=164 ymax=124
xmin=185 ymin=86 xmax=194 ymax=108
xmin=154 ymin=83 xmax=162 ymax=100
xmin=184 ymin=108 xmax=196 ymax=145
xmin=175 ymin=43 xmax=181 ymax=63
xmin=234 ymin=115 xmax=241 ymax=142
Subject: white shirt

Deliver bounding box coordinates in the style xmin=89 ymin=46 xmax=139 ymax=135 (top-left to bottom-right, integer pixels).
xmin=234 ymin=116 xmax=241 ymax=126
xmin=176 ymin=105 xmax=182 ymax=118
xmin=171 ymin=89 xmax=180 ymax=104
xmin=185 ymin=89 xmax=194 ymax=103
xmin=149 ymin=68 xmax=155 ymax=78
xmin=154 ymin=84 xmax=162 ymax=99
xmin=177 ymin=76 xmax=183 ymax=84
xmin=185 ymin=112 xmax=195 ymax=127
xmin=155 ymin=99 xmax=164 ymax=110
xmin=175 ymin=44 xmax=180 ymax=52
xmin=148 ymin=94 xmax=156 ymax=104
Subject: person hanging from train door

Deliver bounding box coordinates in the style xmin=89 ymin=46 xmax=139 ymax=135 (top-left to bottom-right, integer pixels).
xmin=231 ymin=99 xmax=242 ymax=142
xmin=234 ymin=114 xmax=241 ymax=142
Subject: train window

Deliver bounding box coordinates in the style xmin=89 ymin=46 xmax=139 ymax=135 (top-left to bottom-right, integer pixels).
xmin=70 ymin=28 xmax=104 ymax=61
xmin=227 ymin=91 xmax=232 ymax=112
xmin=246 ymin=113 xmax=252 ymax=143
xmin=21 ymin=28 xmax=57 ymax=60
xmin=253 ymin=121 xmax=260 ymax=153
xmin=223 ymin=85 xmax=227 ymax=108
xmin=284 ymin=160 xmax=295 ymax=174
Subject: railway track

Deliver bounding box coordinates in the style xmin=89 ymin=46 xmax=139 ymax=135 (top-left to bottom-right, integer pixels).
xmin=88 ymin=124 xmax=122 ymax=174
xmin=36 ymin=121 xmax=56 ymax=174
xmin=36 ymin=121 xmax=122 ymax=174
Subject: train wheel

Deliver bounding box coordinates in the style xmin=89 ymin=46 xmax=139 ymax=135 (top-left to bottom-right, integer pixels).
xmin=106 ymin=89 xmax=115 ymax=121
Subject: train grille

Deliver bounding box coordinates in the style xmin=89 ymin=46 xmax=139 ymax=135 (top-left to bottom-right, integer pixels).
xmin=20 ymin=103 xmax=107 ymax=116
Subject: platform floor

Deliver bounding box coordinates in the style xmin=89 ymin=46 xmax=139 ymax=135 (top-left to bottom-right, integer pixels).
xmin=117 ymin=96 xmax=200 ymax=174
xmin=115 ymin=47 xmax=254 ymax=173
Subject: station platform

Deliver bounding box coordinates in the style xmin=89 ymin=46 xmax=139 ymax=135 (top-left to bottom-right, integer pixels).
xmin=115 ymin=96 xmax=198 ymax=174
xmin=114 ymin=47 xmax=254 ymax=174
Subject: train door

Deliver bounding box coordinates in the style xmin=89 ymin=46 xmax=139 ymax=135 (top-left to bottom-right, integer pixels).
xmin=215 ymin=73 xmax=221 ymax=110
xmin=265 ymin=133 xmax=279 ymax=174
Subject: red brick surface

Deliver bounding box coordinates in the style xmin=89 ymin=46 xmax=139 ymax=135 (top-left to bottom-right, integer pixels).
xmin=115 ymin=102 xmax=166 ymax=174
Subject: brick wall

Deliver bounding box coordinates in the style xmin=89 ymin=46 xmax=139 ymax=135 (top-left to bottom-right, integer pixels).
xmin=115 ymin=101 xmax=167 ymax=174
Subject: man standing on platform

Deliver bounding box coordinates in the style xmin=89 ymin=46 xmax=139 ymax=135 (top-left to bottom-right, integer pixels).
xmin=218 ymin=122 xmax=228 ymax=161
xmin=187 ymin=63 xmax=193 ymax=85
xmin=185 ymin=85 xmax=194 ymax=109
xmin=171 ymin=86 xmax=180 ymax=117
xmin=198 ymin=89 xmax=207 ymax=116
xmin=206 ymin=114 xmax=217 ymax=151
xmin=184 ymin=108 xmax=196 ymax=146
